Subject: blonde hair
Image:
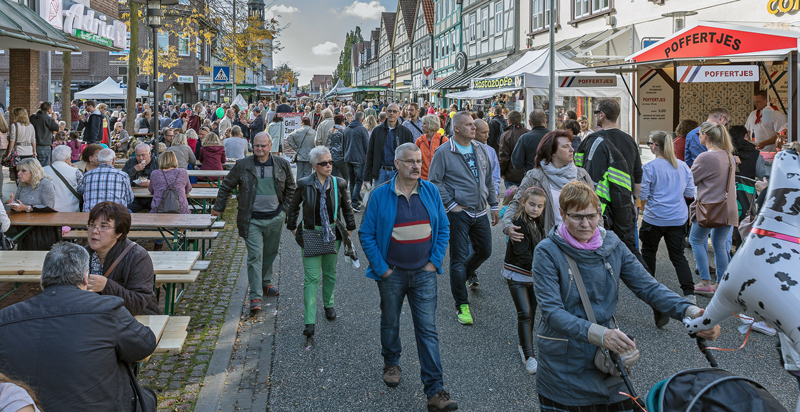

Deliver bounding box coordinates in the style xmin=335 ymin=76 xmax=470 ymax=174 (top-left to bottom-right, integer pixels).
xmin=172 ymin=133 xmax=188 ymax=146
xmin=185 ymin=129 xmax=198 ymax=141
xmin=202 ymin=132 xmax=222 ymax=147
xmin=559 ymin=181 xmax=600 ymax=213
xmin=364 ymin=115 xmax=378 ymax=131
xmin=12 ymin=108 xmax=29 ymax=125
xmin=159 ymin=150 xmax=179 ymax=169
xmin=422 ymin=114 xmax=440 ymax=133
xmin=649 ymin=131 xmax=678 ymax=168
xmin=699 ymin=122 xmax=733 ymax=153
xmin=16 ymin=157 xmax=48 ymax=188
xmin=321 ymin=108 xmax=334 ymax=120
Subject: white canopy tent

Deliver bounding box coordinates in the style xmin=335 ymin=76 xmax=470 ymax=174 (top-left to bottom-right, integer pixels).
xmin=448 ymin=50 xmax=631 ymax=132
xmin=74 ymin=77 xmax=151 ymax=100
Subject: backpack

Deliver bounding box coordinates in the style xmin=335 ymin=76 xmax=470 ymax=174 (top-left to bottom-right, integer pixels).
xmin=156 ymin=169 xmax=183 ymax=214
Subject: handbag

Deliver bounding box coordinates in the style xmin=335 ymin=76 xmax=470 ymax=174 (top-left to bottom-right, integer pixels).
xmin=696 ymin=154 xmax=733 ymax=229
xmin=50 ymin=163 xmax=83 ymax=210
xmin=0 ymin=231 xmax=16 ymax=250
xmin=291 ymin=128 xmax=311 ymax=164
xmin=301 ymin=178 xmax=338 ymax=257
xmin=564 ymin=254 xmax=640 ymax=377
xmin=127 ymin=362 xmax=157 ymax=412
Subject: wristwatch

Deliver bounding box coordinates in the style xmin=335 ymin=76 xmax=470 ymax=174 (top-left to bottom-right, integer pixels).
xmin=26 ymin=205 xmax=32 ymax=212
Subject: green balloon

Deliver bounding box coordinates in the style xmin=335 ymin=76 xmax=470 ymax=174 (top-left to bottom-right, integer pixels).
xmin=216 ymin=107 xmax=225 ymax=118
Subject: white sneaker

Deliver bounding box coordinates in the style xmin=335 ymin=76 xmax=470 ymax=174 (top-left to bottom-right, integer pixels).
xmin=525 ymin=357 xmax=538 ymax=375
xmin=518 ymin=346 xmax=526 ymax=365
xmin=686 ymin=295 xmax=697 ymax=305
xmin=752 ymin=321 xmax=777 ymax=336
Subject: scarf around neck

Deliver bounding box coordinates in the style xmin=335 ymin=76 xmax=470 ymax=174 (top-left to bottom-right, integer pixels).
xmin=558 ymin=223 xmax=602 ymax=250
xmin=314 ymin=175 xmax=335 ymax=244
xmin=541 ymin=161 xmax=577 ymax=190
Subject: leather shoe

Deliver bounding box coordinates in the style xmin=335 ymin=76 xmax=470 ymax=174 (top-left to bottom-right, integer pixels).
xmin=382 ymin=364 xmax=401 ymax=387
xmin=324 ymin=307 xmax=337 ymax=321
xmin=303 ymin=324 xmax=314 ymax=337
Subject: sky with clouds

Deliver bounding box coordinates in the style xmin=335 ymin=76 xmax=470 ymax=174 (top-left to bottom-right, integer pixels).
xmin=266 ymin=0 xmax=395 ymax=86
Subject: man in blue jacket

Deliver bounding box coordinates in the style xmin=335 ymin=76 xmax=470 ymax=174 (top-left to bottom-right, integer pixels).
xmin=359 ymin=143 xmax=457 ymax=412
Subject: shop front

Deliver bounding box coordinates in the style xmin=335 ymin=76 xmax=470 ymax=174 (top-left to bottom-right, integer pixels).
xmin=583 ymin=22 xmax=800 ymax=144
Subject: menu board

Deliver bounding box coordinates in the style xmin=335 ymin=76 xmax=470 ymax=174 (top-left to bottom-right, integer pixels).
xmin=638 ymin=68 xmax=674 ymax=139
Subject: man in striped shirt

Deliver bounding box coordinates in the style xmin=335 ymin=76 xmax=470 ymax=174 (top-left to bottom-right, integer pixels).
xmin=77 ymin=148 xmax=134 ymax=213
xmin=359 ymin=143 xmax=456 ymax=412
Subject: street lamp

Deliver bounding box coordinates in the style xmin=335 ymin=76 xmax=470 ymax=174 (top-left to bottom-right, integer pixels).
xmin=132 ymin=0 xmax=178 ymax=156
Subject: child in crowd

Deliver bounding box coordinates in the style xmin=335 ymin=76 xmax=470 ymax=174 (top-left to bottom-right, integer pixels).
xmin=502 ymin=186 xmax=546 ymax=375
xmin=66 ymin=132 xmax=82 ymax=163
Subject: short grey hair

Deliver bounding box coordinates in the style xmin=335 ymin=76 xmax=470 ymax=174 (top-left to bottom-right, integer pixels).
xmin=135 ymin=143 xmax=151 ymax=153
xmin=355 ymin=111 xmax=364 ymax=122
xmin=395 ymin=142 xmax=420 ymax=160
xmin=422 ymin=115 xmax=440 ymax=133
xmin=52 ymin=144 xmax=72 ymax=162
xmin=41 ymin=242 xmax=89 ymax=288
xmin=309 ymin=145 xmax=331 ymax=165
xmin=97 ymin=148 xmax=116 ymax=164
xmin=253 ymin=131 xmax=271 ymax=144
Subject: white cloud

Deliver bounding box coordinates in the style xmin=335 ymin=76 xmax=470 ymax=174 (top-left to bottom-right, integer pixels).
xmin=341 ymin=1 xmax=386 ymax=20
xmin=266 ymin=4 xmax=298 ymax=19
xmin=311 ymin=41 xmax=342 ymax=56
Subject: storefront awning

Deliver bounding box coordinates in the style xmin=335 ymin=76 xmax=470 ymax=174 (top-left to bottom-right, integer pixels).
xmin=445 ymin=86 xmax=520 ymax=99
xmin=0 ymin=1 xmax=78 ymax=51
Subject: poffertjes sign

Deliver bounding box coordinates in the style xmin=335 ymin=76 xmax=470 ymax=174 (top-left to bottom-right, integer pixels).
xmin=629 ymin=23 xmax=799 ymax=63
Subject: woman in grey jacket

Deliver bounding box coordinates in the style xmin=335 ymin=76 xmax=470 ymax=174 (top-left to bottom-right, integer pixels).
xmin=287 ymin=117 xmax=316 ymax=180
xmin=504 ymin=130 xmax=593 ymax=241
xmin=531 ymin=181 xmax=718 ymax=411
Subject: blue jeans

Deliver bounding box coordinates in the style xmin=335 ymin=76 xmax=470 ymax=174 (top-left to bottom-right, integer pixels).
xmin=376 ymin=168 xmax=395 ymax=186
xmin=377 ymin=268 xmax=443 ymax=398
xmin=347 ymin=162 xmax=364 ymax=204
xmin=689 ymin=219 xmax=732 ymax=281
xmin=447 ymin=210 xmax=493 ymax=308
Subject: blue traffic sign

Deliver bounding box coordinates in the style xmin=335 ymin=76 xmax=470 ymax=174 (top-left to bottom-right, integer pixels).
xmin=213 ymin=66 xmax=231 ymax=83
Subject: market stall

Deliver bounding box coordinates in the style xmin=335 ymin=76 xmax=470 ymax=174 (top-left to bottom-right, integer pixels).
xmin=568 ymin=21 xmax=800 ymax=144
xmin=74 ymin=77 xmax=151 ymax=100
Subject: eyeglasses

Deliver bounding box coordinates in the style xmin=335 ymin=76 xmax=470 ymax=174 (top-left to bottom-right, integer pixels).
xmin=253 ymin=144 xmax=270 ymax=148
xmin=647 ymin=141 xmax=656 ymax=146
xmin=386 ymin=109 xmax=400 ymax=113
xmin=88 ymin=223 xmax=115 ymax=232
xmin=566 ymin=212 xmax=601 ymax=223
xmin=594 ymin=110 xmax=603 ymax=115
xmin=316 ymin=160 xmax=334 ymax=166
xmin=398 ymin=159 xmax=423 ymax=165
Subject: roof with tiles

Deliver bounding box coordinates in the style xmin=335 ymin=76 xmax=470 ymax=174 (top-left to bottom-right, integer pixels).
xmin=421 ymin=0 xmax=434 ymax=34
xmin=399 ymin=0 xmax=417 ymax=40
xmin=382 ymin=12 xmax=396 ymax=46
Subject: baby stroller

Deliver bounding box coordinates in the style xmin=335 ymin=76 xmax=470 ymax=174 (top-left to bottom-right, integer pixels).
xmin=640 ymin=337 xmax=787 ymax=412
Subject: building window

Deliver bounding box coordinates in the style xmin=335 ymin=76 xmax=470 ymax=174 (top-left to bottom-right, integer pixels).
xmin=573 ymin=0 xmax=609 ymax=21
xmin=451 ymin=31 xmax=457 ymax=53
xmin=531 ymin=0 xmax=557 ymax=32
xmin=178 ymin=35 xmax=190 ymax=56
xmin=469 ymin=13 xmax=476 ymax=41
xmin=495 ymin=2 xmax=503 ymax=33
xmin=481 ymin=7 xmax=488 ymax=37
xmin=158 ymin=31 xmax=169 ymax=54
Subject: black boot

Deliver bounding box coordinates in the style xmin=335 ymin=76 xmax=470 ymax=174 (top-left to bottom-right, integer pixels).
xmin=325 ymin=307 xmax=337 ymax=321
xmin=303 ymin=324 xmax=315 ymax=337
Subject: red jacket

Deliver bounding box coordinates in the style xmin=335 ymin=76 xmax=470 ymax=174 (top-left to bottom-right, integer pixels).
xmin=199 ymin=145 xmax=226 ymax=171
xmin=187 ymin=114 xmax=201 ymax=133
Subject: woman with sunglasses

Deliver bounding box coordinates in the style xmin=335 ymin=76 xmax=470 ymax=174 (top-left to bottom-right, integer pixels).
xmin=286 ymin=145 xmax=356 ymax=338
xmin=639 ymin=131 xmax=697 ymax=307
xmin=532 ymin=181 xmax=718 ymax=412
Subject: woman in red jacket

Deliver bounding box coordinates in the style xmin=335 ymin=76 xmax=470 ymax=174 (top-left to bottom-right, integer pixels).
xmin=198 ymin=132 xmax=226 ymax=182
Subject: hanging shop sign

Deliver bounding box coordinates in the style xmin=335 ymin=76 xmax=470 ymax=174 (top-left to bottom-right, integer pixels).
xmin=198 ymin=76 xmax=212 ymax=84
xmin=472 ymin=75 xmax=524 ymax=90
xmin=282 ymin=113 xmax=304 ymax=135
xmin=558 ymin=76 xmax=618 ymax=87
xmin=629 ymin=23 xmax=799 ymax=63
xmin=177 ymin=76 xmax=194 ymax=83
xmin=676 ymin=65 xmax=758 ymax=83
xmin=39 ymin=0 xmax=127 ymax=49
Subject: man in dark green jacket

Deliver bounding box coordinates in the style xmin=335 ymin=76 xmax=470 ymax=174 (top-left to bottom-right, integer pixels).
xmin=212 ymin=131 xmax=296 ymax=311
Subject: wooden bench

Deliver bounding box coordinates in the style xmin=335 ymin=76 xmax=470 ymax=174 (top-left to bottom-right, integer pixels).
xmin=212 ymin=221 xmax=226 ymax=230
xmin=155 ymin=316 xmax=190 ymax=354
xmin=192 ymin=261 xmax=210 ymax=271
xmin=64 ymin=230 xmax=220 ymax=258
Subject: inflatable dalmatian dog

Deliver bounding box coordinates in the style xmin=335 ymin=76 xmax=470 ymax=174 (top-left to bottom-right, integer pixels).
xmin=685 ymin=149 xmax=800 ymax=352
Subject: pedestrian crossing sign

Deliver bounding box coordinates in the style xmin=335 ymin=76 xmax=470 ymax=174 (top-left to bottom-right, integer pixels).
xmin=213 ymin=66 xmax=230 ymax=83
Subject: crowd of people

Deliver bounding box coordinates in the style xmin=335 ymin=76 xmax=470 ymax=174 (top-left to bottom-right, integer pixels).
xmin=0 ymin=90 xmax=791 ymax=412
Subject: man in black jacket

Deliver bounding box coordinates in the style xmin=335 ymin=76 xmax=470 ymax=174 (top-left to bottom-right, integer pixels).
xmin=0 ymin=242 xmax=156 ymax=412
xmin=343 ymin=111 xmax=370 ymax=211
xmin=29 ymin=101 xmax=60 ymax=166
xmin=212 ymin=132 xmax=296 ymax=312
xmin=248 ymin=106 xmax=266 ymax=139
xmin=487 ymin=105 xmax=506 ymax=152
xmin=511 ymin=110 xmax=550 ymax=172
xmin=82 ymin=100 xmax=104 ymax=144
xmin=363 ymin=103 xmax=414 ymax=185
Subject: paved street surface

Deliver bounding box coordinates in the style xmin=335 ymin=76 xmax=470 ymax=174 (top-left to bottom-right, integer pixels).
xmin=198 ymin=209 xmax=798 ymax=411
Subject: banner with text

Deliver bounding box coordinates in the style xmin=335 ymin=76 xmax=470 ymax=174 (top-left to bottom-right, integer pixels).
xmin=677 ymin=65 xmax=758 ymax=83
xmin=558 ymin=76 xmax=618 ymax=88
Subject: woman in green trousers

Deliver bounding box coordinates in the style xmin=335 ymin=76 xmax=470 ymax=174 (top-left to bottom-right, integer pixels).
xmin=286 ymin=145 xmax=356 ymax=338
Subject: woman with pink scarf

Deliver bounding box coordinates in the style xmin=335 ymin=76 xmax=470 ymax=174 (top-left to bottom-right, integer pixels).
xmin=530 ymin=181 xmax=719 ymax=411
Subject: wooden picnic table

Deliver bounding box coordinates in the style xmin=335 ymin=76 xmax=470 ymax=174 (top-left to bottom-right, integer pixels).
xmin=0 ymin=250 xmax=201 ymax=315
xmin=8 ymin=211 xmax=216 ymax=251
xmin=132 ymin=187 xmax=219 ymax=213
